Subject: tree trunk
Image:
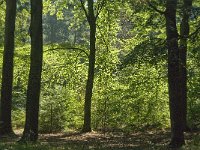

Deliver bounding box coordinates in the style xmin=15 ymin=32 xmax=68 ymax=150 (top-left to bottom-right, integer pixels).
xmin=179 ymin=0 xmax=192 ymax=132
xmin=82 ymin=0 xmax=96 ymax=133
xmin=0 ymin=0 xmax=16 ymax=135
xmin=165 ymin=0 xmax=185 ymax=148
xmin=21 ymin=0 xmax=43 ymax=142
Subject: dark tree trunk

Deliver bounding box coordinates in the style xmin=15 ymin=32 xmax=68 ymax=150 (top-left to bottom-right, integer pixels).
xmin=179 ymin=0 xmax=192 ymax=132
xmin=0 ymin=0 xmax=16 ymax=135
xmin=20 ymin=0 xmax=43 ymax=142
xmin=165 ymin=0 xmax=185 ymax=148
xmin=82 ymin=0 xmax=96 ymax=133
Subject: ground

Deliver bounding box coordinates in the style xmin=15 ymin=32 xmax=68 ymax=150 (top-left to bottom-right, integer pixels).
xmin=0 ymin=129 xmax=200 ymax=150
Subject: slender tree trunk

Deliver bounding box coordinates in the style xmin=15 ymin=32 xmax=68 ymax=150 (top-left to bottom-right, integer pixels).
xmin=0 ymin=0 xmax=16 ymax=135
xmin=179 ymin=0 xmax=192 ymax=132
xmin=82 ymin=0 xmax=96 ymax=133
xmin=21 ymin=0 xmax=43 ymax=142
xmin=165 ymin=0 xmax=185 ymax=147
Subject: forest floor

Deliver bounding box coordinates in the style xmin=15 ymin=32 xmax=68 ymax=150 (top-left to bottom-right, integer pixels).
xmin=0 ymin=129 xmax=200 ymax=150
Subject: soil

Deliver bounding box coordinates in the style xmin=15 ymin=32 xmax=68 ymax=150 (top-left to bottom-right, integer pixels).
xmin=0 ymin=129 xmax=199 ymax=150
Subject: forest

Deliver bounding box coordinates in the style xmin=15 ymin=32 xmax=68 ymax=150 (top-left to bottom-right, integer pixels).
xmin=0 ymin=0 xmax=200 ymax=149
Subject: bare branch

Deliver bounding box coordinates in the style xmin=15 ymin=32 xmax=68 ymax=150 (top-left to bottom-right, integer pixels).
xmin=178 ymin=25 xmax=200 ymax=40
xmin=95 ymin=0 xmax=106 ymax=20
xmin=147 ymin=0 xmax=165 ymax=15
xmin=79 ymin=0 xmax=89 ymax=20
xmin=44 ymin=46 xmax=89 ymax=58
xmin=189 ymin=25 xmax=200 ymax=38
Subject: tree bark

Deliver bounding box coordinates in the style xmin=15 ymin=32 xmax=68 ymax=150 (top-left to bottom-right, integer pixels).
xmin=0 ymin=0 xmax=16 ymax=135
xmin=82 ymin=0 xmax=97 ymax=133
xmin=165 ymin=0 xmax=185 ymax=147
xmin=21 ymin=0 xmax=43 ymax=142
xmin=179 ymin=0 xmax=192 ymax=132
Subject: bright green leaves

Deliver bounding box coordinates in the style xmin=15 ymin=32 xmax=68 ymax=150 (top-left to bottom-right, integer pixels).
xmin=2 ymin=0 xmax=199 ymax=132
xmin=0 ymin=1 xmax=5 ymax=45
xmin=39 ymin=45 xmax=88 ymax=132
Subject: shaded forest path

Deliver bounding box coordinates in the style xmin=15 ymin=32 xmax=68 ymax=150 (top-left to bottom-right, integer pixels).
xmin=39 ymin=130 xmax=170 ymax=149
xmin=1 ymin=129 xmax=200 ymax=149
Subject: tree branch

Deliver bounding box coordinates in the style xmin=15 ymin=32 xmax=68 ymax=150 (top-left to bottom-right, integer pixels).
xmin=95 ymin=0 xmax=106 ymax=20
xmin=189 ymin=25 xmax=200 ymax=38
xmin=147 ymin=0 xmax=165 ymax=15
xmin=44 ymin=46 xmax=89 ymax=58
xmin=79 ymin=0 xmax=89 ymax=20
xmin=178 ymin=24 xmax=200 ymax=40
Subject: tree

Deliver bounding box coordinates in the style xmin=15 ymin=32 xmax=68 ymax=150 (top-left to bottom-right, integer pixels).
xmin=20 ymin=0 xmax=43 ymax=141
xmin=0 ymin=0 xmax=16 ymax=135
xmin=147 ymin=0 xmax=194 ymax=147
xmin=165 ymin=0 xmax=184 ymax=148
xmin=80 ymin=0 xmax=105 ymax=132
xmin=179 ymin=0 xmax=192 ymax=132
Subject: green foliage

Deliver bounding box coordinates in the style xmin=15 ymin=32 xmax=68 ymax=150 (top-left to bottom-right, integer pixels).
xmin=0 ymin=2 xmax=5 ymax=45
xmin=0 ymin=0 xmax=200 ymax=134
xmin=12 ymin=109 xmax=25 ymax=129
xmin=187 ymin=44 xmax=200 ymax=129
xmin=39 ymin=45 xmax=87 ymax=132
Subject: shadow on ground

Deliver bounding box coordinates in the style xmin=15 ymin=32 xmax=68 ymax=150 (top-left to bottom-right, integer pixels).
xmin=0 ymin=129 xmax=199 ymax=150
